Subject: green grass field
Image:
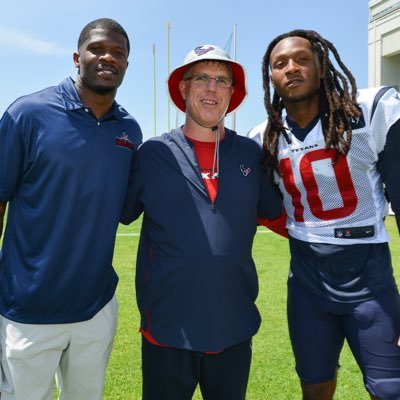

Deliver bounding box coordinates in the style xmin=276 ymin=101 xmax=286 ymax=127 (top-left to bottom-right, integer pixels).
xmin=1 ymin=213 xmax=398 ymax=399
xmin=102 ymin=216 xmax=400 ymax=399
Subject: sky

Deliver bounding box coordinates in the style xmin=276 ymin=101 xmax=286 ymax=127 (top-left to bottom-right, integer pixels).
xmin=1 ymin=0 xmax=370 ymax=141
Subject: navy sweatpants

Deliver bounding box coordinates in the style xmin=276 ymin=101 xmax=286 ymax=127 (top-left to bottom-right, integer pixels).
xmin=142 ymin=337 xmax=252 ymax=400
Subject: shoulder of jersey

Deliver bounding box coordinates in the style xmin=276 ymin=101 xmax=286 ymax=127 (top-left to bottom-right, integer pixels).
xmin=356 ymin=86 xmax=386 ymax=102
xmin=246 ymin=120 xmax=268 ymax=147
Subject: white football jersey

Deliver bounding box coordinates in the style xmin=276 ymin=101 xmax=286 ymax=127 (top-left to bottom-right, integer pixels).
xmin=251 ymin=87 xmax=400 ymax=244
xmin=247 ymin=120 xmax=267 ymax=147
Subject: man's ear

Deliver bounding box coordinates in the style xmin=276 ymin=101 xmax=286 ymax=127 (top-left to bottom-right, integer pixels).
xmin=73 ymin=52 xmax=80 ymax=69
xmin=178 ymin=80 xmax=186 ymax=101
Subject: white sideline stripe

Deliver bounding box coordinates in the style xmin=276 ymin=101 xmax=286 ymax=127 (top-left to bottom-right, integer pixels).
xmin=117 ymin=230 xmax=273 ymax=237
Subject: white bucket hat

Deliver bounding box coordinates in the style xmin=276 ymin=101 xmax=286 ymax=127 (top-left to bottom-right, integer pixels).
xmin=167 ymin=44 xmax=247 ymax=115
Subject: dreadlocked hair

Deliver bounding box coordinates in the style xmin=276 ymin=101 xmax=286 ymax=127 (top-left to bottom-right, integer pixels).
xmin=262 ymin=29 xmax=361 ymax=174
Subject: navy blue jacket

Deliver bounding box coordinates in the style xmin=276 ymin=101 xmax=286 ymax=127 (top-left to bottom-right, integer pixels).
xmin=121 ymin=128 xmax=282 ymax=352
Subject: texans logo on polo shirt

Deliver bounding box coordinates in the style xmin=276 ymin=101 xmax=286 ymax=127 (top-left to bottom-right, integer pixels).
xmin=115 ymin=133 xmax=135 ymax=150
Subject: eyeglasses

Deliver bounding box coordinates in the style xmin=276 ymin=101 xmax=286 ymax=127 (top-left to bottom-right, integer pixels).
xmin=184 ymin=74 xmax=233 ymax=88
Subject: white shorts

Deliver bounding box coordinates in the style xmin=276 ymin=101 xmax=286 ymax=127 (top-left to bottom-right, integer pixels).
xmin=0 ymin=294 xmax=118 ymax=400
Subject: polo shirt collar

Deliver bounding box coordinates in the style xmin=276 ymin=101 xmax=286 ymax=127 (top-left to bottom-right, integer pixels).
xmin=58 ymin=77 xmax=124 ymax=120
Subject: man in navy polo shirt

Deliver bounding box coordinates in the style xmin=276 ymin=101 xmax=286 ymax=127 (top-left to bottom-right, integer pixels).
xmin=0 ymin=18 xmax=142 ymax=399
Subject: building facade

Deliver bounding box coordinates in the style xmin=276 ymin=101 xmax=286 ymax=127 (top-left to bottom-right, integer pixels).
xmin=369 ymin=1 xmax=399 ymax=215
xmin=369 ymin=0 xmax=400 ymax=89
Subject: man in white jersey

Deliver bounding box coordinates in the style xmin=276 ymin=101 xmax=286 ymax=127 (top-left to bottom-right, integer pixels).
xmin=249 ymin=29 xmax=400 ymax=400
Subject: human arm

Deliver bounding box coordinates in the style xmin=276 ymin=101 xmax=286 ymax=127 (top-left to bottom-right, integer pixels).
xmin=0 ymin=201 xmax=6 ymax=240
xmin=120 ymin=146 xmax=144 ymax=225
xmin=377 ymin=118 xmax=400 ymax=233
xmin=257 ymin=167 xmax=288 ymax=238
xmin=257 ymin=209 xmax=289 ymax=238
xmin=0 ymin=111 xmax=20 ymax=240
xmin=0 ymin=110 xmax=26 ymax=232
xmin=247 ymin=120 xmax=288 ymax=235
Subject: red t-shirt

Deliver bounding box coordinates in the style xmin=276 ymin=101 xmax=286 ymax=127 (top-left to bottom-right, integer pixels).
xmin=187 ymin=136 xmax=219 ymax=202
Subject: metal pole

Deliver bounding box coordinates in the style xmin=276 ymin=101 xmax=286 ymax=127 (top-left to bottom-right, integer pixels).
xmin=233 ymin=23 xmax=237 ymax=131
xmin=153 ymin=43 xmax=157 ymax=136
xmin=167 ymin=20 xmax=171 ymax=131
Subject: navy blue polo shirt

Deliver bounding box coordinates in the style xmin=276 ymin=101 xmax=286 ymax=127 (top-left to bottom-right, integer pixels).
xmin=0 ymin=77 xmax=142 ymax=323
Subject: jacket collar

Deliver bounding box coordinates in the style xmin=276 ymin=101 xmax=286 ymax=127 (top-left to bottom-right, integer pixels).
xmin=171 ymin=126 xmax=235 ymax=149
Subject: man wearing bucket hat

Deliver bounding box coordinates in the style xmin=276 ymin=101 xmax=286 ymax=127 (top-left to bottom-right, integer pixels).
xmin=121 ymin=44 xmax=282 ymax=399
